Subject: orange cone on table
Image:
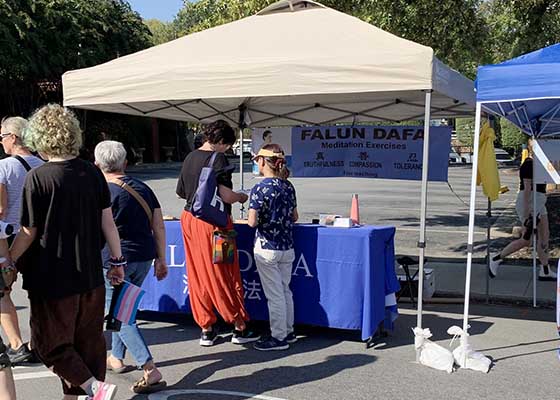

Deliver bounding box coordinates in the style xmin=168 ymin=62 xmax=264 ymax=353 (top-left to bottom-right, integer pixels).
xmin=351 ymin=193 xmax=360 ymax=225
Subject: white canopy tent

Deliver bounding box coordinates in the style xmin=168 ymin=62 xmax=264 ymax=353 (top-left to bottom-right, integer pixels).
xmin=62 ymin=0 xmax=475 ymax=355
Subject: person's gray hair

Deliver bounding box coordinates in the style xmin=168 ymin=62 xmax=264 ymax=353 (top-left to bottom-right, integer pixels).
xmin=1 ymin=117 xmax=28 ymax=145
xmin=94 ymin=140 xmax=127 ymax=173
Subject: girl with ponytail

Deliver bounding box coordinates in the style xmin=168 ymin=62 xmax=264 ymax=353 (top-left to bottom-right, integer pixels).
xmin=248 ymin=144 xmax=299 ymax=351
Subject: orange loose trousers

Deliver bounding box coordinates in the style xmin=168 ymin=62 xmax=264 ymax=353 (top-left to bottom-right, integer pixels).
xmin=180 ymin=210 xmax=249 ymax=329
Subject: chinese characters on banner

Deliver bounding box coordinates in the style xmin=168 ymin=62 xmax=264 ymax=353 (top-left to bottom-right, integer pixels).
xmin=291 ymin=125 xmax=452 ymax=182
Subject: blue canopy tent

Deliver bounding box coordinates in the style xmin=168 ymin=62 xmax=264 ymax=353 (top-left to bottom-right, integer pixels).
xmin=460 ymin=43 xmax=560 ymax=361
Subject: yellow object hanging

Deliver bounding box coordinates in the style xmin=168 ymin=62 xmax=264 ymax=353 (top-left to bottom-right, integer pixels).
xmin=476 ymin=122 xmax=501 ymax=202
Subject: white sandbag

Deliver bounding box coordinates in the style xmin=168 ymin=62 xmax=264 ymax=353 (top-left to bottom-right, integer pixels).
xmin=447 ymin=325 xmax=492 ymax=373
xmin=413 ymin=327 xmax=454 ymax=373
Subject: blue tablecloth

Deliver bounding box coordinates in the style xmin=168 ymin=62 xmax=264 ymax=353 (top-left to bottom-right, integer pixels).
xmin=140 ymin=221 xmax=399 ymax=340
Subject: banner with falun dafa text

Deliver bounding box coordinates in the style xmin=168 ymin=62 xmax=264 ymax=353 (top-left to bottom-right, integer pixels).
xmin=291 ymin=125 xmax=452 ymax=182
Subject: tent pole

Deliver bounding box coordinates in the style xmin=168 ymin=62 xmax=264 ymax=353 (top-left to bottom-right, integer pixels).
xmin=486 ymin=198 xmax=491 ymax=304
xmin=415 ymin=90 xmax=431 ymax=362
xmin=238 ymin=105 xmax=247 ymax=219
xmin=532 ymin=158 xmax=537 ymax=308
xmin=462 ymin=102 xmax=483 ymax=361
xmin=239 ymin=127 xmax=245 ymax=219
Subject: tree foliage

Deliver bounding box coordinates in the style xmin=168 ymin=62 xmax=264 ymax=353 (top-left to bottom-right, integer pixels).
xmin=0 ymin=0 xmax=151 ymax=115
xmin=144 ymin=19 xmax=177 ymax=46
xmin=499 ymin=119 xmax=527 ymax=154
xmin=482 ymin=0 xmax=560 ymax=62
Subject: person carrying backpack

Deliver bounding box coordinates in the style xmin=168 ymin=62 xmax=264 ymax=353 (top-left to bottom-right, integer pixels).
xmin=176 ymin=120 xmax=259 ymax=347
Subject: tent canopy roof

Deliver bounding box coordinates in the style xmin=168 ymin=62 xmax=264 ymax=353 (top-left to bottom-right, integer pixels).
xmin=63 ymin=0 xmax=474 ymax=127
xmin=476 ymin=43 xmax=560 ymax=137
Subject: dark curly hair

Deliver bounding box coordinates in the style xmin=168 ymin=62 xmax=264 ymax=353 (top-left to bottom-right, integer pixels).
xmin=203 ymin=120 xmax=236 ymax=146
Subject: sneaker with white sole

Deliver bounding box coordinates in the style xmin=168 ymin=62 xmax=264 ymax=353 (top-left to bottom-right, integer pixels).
xmin=254 ymin=337 xmax=289 ymax=351
xmin=91 ymin=381 xmax=117 ymax=400
xmin=538 ymin=265 xmax=557 ymax=281
xmin=488 ymin=252 xmax=502 ymax=278
xmin=231 ymin=329 xmax=260 ymax=344
xmin=285 ymin=332 xmax=297 ymax=344
xmin=200 ymin=330 xmax=218 ymax=347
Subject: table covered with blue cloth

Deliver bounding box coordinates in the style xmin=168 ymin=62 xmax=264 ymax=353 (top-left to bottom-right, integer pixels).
xmin=140 ymin=221 xmax=400 ymax=340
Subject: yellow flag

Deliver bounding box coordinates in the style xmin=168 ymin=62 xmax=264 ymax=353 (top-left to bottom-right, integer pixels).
xmin=476 ymin=122 xmax=501 ymax=202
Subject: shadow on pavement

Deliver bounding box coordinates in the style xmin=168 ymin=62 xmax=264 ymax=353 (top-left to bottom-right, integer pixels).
xmin=131 ymin=352 xmax=375 ymax=399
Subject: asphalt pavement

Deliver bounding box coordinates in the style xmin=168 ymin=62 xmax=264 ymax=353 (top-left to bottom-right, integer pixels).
xmin=129 ymin=162 xmax=520 ymax=260
xmin=10 ymin=278 xmax=559 ymax=400
xmin=9 ymin=162 xmax=559 ymax=400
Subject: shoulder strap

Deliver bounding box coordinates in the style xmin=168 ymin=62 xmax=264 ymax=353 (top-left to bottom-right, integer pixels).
xmin=13 ymin=155 xmax=32 ymax=172
xmin=207 ymin=151 xmax=219 ymax=167
xmin=108 ymin=178 xmax=153 ymax=228
xmin=207 ymin=152 xmax=235 ymax=173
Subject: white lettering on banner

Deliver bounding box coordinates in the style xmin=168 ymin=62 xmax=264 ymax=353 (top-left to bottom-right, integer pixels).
xmin=292 ymin=254 xmax=313 ymax=277
xmin=210 ymin=187 xmax=225 ymax=211
xmin=170 ymin=245 xmax=314 ymax=280
xmin=168 ymin=245 xmax=185 ymax=268
xmin=238 ymin=249 xmax=254 ymax=272
xmin=183 ymin=274 xmax=189 ymax=295
xmin=243 ymin=279 xmax=262 ymax=300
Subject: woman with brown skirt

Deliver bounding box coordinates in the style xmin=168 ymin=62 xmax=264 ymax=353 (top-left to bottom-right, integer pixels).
xmin=176 ymin=120 xmax=260 ymax=346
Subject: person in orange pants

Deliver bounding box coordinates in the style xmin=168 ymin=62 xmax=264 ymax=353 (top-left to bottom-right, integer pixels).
xmin=176 ymin=120 xmax=260 ymax=346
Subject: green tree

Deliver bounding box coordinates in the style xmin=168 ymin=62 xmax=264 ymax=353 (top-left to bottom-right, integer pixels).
xmin=0 ymin=0 xmax=151 ymax=115
xmin=456 ymin=118 xmax=475 ymax=147
xmin=499 ymin=118 xmax=527 ymax=155
xmin=482 ymin=0 xmax=560 ymax=62
xmin=145 ymin=19 xmax=177 ymax=46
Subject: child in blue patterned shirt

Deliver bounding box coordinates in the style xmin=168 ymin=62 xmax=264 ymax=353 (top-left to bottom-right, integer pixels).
xmin=248 ymin=144 xmax=298 ymax=351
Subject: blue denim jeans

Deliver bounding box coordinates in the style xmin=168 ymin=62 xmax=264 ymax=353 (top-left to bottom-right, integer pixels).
xmin=104 ymin=260 xmax=153 ymax=367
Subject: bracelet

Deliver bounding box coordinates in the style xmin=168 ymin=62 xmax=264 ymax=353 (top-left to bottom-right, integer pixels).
xmin=108 ymin=256 xmax=127 ymax=268
xmin=0 ymin=263 xmax=16 ymax=274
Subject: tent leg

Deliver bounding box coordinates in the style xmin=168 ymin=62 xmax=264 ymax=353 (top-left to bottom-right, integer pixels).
xmin=532 ymin=166 xmax=537 ymax=308
xmin=461 ymin=102 xmax=483 ymax=364
xmin=239 ymin=127 xmax=245 ymax=219
xmin=415 ymin=90 xmax=431 ymax=362
xmin=486 ymin=198 xmax=491 ymax=304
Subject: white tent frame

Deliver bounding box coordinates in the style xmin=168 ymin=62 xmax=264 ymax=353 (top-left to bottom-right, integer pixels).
xmin=461 ymin=98 xmax=560 ymax=354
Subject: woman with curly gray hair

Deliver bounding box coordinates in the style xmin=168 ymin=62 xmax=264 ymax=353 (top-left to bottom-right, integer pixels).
xmin=9 ymin=104 xmax=124 ymax=400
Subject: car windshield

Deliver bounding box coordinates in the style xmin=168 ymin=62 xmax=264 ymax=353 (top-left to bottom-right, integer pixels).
xmin=495 ymin=153 xmax=511 ymax=160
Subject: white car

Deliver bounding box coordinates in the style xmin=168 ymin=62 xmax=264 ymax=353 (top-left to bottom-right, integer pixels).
xmin=449 ymin=151 xmax=465 ymax=164
xmin=494 ymin=148 xmax=514 ymax=165
xmin=232 ymin=139 xmax=252 ymax=156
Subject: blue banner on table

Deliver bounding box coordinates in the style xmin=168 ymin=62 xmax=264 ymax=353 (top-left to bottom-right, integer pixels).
xmin=291 ymin=125 xmax=451 ymax=182
xmin=140 ymin=221 xmax=399 ymax=341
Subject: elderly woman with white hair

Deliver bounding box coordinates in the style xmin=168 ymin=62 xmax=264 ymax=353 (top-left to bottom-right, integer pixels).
xmin=94 ymin=140 xmax=168 ymax=395
xmin=0 ymin=117 xmax=43 ymax=365
xmin=8 ymin=104 xmax=124 ymax=400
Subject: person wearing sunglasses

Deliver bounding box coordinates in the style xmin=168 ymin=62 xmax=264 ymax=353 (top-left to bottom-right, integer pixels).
xmin=0 ymin=117 xmax=43 ymax=365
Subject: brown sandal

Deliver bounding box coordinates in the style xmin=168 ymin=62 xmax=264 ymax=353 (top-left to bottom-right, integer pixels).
xmin=131 ymin=377 xmax=167 ymax=394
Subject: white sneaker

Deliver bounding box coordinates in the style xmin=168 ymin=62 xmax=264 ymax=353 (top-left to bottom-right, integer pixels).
xmin=488 ymin=252 xmax=502 ymax=278
xmin=538 ymin=265 xmax=557 ymax=281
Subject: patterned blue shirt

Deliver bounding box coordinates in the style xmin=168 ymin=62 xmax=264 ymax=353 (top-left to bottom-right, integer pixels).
xmin=249 ymin=178 xmax=297 ymax=250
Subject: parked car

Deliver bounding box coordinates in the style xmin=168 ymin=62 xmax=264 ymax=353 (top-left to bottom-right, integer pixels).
xmin=449 ymin=151 xmax=466 ymax=164
xmin=495 ymin=148 xmax=515 ymax=165
xmin=232 ymin=139 xmax=252 ymax=157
